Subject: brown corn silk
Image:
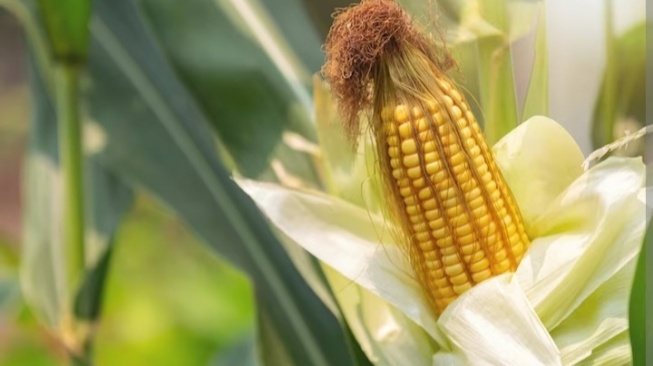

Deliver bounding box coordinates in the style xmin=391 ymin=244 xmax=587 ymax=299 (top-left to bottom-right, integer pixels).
xmin=322 ymin=0 xmax=530 ymax=314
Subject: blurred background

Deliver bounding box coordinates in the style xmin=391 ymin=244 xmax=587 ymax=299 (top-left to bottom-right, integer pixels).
xmin=0 ymin=0 xmax=647 ymax=364
xmin=1 ymin=9 xmax=256 ymax=365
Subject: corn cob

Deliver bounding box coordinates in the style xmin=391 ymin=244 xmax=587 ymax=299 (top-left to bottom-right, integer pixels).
xmin=377 ymin=74 xmax=530 ymax=313
xmin=323 ymin=0 xmax=531 ymax=314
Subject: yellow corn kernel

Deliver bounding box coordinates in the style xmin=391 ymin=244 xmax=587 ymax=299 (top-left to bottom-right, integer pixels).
xmin=411 ymin=106 xmax=424 ymax=119
xmin=401 ymin=139 xmax=417 ymax=154
xmin=398 ymin=122 xmax=412 ymax=138
xmin=403 ymin=154 xmax=420 ymax=168
xmin=387 ymin=135 xmax=400 ymax=146
xmin=395 ymin=105 xmax=410 ymax=123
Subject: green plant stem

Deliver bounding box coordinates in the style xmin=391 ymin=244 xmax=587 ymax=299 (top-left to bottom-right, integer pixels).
xmin=56 ymin=64 xmax=85 ymax=301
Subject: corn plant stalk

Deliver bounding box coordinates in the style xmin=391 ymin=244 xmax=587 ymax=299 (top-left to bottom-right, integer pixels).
xmin=55 ymin=64 xmax=93 ymax=365
xmin=55 ymin=64 xmax=85 ymax=305
xmin=33 ymin=0 xmax=93 ymax=360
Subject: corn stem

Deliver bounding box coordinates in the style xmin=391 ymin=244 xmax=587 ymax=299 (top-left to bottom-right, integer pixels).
xmin=55 ymin=64 xmax=85 ymax=307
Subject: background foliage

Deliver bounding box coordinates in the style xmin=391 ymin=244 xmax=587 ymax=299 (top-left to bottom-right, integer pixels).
xmin=0 ymin=0 xmax=648 ymax=364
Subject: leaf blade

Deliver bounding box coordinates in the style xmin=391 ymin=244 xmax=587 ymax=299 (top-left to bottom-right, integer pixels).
xmin=82 ymin=0 xmax=358 ymax=363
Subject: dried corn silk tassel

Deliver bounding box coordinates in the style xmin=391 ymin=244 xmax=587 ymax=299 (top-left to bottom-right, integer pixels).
xmin=322 ymin=0 xmax=530 ymax=314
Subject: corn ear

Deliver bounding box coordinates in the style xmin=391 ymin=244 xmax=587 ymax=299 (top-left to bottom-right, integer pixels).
xmin=376 ymin=71 xmax=530 ymax=312
xmin=322 ymin=0 xmax=531 ymax=314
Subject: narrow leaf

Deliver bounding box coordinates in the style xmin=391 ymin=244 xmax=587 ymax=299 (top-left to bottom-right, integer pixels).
xmin=521 ymin=4 xmax=548 ymax=121
xmin=629 ymin=219 xmax=651 ymax=366
xmin=22 ymin=50 xmax=133 ymax=330
xmin=73 ymin=0 xmax=359 ymax=364
xmin=477 ymin=35 xmax=519 ymax=143
xmin=591 ymin=21 xmax=647 ymax=151
xmin=139 ymin=0 xmax=314 ymax=177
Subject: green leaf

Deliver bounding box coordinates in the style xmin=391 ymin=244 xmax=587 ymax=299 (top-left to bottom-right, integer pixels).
xmin=473 ymin=0 xmax=519 ymax=144
xmin=21 ymin=52 xmax=134 ymax=331
xmin=294 ymin=0 xmax=352 ymax=42
xmin=211 ymin=332 xmax=258 ymax=366
xmin=36 ymin=0 xmax=90 ymax=62
xmin=62 ymin=0 xmax=359 ymax=364
xmin=521 ymin=6 xmax=548 ymax=121
xmin=74 ymin=160 xmax=132 ymax=321
xmin=276 ymin=227 xmax=374 ymax=366
xmin=139 ymin=0 xmax=316 ymax=177
xmin=629 ymin=219 xmax=651 ymax=366
xmin=253 ymin=0 xmax=325 ymax=73
xmin=592 ymin=21 xmax=647 ymax=150
xmin=476 ymin=35 xmax=519 ymax=144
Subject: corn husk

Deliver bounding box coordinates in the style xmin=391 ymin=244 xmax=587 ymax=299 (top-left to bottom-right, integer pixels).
xmin=238 ymin=116 xmax=646 ymax=365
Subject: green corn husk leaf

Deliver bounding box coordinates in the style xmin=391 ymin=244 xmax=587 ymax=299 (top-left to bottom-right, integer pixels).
xmin=313 ymin=78 xmax=382 ymax=211
xmin=520 ymin=5 xmax=548 ymax=121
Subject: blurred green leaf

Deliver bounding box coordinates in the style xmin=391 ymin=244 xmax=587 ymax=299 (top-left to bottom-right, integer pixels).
xmin=592 ymin=21 xmax=647 ymax=150
xmin=275 ymin=227 xmax=373 ymax=366
xmin=140 ymin=0 xmax=316 ymax=178
xmin=521 ymin=5 xmax=548 ymax=121
xmin=0 ymin=278 xmax=19 ymax=309
xmin=74 ymin=163 xmax=133 ymax=321
xmin=51 ymin=0 xmax=361 ymax=364
xmin=473 ymin=0 xmax=519 ymax=143
xmin=211 ymin=332 xmax=258 ymax=366
xmin=629 ymin=218 xmax=650 ymax=366
xmin=36 ymin=0 xmax=90 ymax=62
xmin=22 ymin=54 xmax=133 ymax=330
xmin=476 ymin=36 xmax=518 ymax=143
xmin=0 ymin=304 xmax=61 ymax=366
xmin=94 ymin=198 xmax=254 ymax=366
xmin=403 ymin=0 xmax=541 ymax=44
xmin=251 ymin=0 xmax=324 ymax=74
xmin=294 ymin=0 xmax=352 ymax=42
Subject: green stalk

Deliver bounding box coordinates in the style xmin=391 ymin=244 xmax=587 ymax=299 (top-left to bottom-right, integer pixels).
xmin=56 ymin=64 xmax=85 ymax=307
